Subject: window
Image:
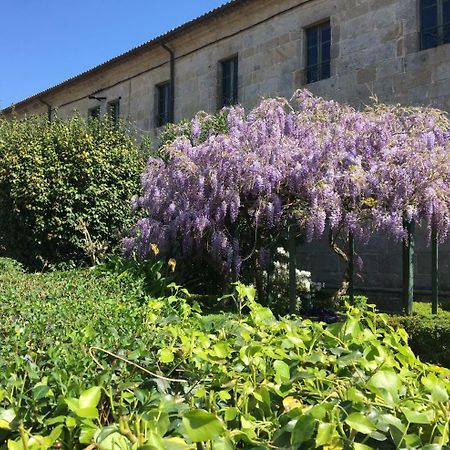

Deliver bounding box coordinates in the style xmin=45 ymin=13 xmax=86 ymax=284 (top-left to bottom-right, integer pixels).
xmin=107 ymin=99 xmax=120 ymax=125
xmin=88 ymin=106 xmax=101 ymax=120
xmin=421 ymin=0 xmax=450 ymax=49
xmin=305 ymin=21 xmax=331 ymax=84
xmin=220 ymin=56 xmax=238 ymax=107
xmin=157 ymin=82 xmax=171 ymax=127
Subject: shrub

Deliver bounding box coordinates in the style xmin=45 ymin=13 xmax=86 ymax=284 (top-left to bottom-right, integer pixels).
xmin=389 ymin=302 xmax=450 ymax=368
xmin=1 ymin=275 xmax=449 ymax=449
xmin=0 ymin=114 xmax=144 ymax=269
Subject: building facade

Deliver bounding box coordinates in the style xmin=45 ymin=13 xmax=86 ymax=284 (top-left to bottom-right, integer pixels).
xmin=3 ymin=0 xmax=450 ymax=304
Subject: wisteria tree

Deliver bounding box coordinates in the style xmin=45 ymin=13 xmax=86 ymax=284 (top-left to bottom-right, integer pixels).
xmin=125 ymin=90 xmax=450 ymax=305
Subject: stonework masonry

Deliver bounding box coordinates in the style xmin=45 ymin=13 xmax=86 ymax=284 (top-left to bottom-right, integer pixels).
xmin=4 ymin=0 xmax=450 ymax=304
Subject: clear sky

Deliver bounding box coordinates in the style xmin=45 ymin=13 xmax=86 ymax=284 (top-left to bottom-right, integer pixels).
xmin=0 ymin=0 xmax=227 ymax=109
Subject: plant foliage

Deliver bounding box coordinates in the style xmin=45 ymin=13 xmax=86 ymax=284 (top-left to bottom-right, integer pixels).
xmin=0 ymin=262 xmax=449 ymax=449
xmin=0 ymin=114 xmax=144 ymax=269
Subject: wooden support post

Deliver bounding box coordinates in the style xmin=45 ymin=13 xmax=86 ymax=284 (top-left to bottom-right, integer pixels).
xmin=402 ymin=220 xmax=415 ymax=315
xmin=349 ymin=232 xmax=355 ymax=304
xmin=431 ymin=226 xmax=439 ymax=315
xmin=288 ymin=223 xmax=297 ymax=314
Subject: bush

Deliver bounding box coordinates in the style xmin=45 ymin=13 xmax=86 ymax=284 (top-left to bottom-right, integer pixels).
xmin=389 ymin=302 xmax=450 ymax=368
xmin=1 ymin=270 xmax=450 ymax=448
xmin=0 ymin=114 xmax=144 ymax=269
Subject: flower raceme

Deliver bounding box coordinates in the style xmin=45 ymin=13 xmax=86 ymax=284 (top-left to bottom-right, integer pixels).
xmin=125 ymin=90 xmax=450 ymax=274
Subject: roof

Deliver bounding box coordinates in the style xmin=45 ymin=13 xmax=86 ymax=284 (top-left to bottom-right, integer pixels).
xmin=2 ymin=0 xmax=250 ymax=114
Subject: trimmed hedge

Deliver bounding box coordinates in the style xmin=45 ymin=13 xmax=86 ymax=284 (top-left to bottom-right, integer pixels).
xmin=0 ymin=114 xmax=144 ymax=269
xmin=389 ymin=302 xmax=450 ymax=368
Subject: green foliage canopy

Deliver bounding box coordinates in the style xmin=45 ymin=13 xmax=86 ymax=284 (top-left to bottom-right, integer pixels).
xmin=0 ymin=114 xmax=144 ymax=269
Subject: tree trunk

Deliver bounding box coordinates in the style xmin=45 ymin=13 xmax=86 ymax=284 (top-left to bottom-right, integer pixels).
xmin=328 ymin=230 xmax=351 ymax=301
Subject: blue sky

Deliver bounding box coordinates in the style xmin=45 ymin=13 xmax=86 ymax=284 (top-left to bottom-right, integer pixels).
xmin=0 ymin=1 xmax=227 ymax=108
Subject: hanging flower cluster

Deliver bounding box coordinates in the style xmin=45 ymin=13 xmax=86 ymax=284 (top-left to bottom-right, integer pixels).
xmin=125 ymin=90 xmax=450 ymax=274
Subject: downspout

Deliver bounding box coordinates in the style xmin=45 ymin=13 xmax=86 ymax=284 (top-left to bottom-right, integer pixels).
xmin=162 ymin=43 xmax=175 ymax=123
xmin=39 ymin=99 xmax=52 ymax=122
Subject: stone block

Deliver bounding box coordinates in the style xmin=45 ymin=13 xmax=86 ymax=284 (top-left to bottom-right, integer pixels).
xmin=357 ymin=64 xmax=377 ymax=84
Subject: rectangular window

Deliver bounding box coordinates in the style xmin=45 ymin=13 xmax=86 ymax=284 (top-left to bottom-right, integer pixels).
xmin=421 ymin=0 xmax=450 ymax=49
xmin=157 ymin=82 xmax=171 ymax=127
xmin=107 ymin=99 xmax=120 ymax=125
xmin=305 ymin=21 xmax=331 ymax=84
xmin=220 ymin=56 xmax=238 ymax=107
xmin=88 ymin=105 xmax=101 ymax=120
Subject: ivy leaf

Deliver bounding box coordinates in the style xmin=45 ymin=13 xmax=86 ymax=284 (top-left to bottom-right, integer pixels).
xmin=291 ymin=415 xmax=315 ymax=445
xmin=0 ymin=409 xmax=15 ymax=429
xmin=367 ymin=369 xmax=401 ymax=404
xmin=273 ymin=360 xmax=290 ymax=384
xmin=182 ymin=410 xmax=225 ymax=443
xmin=401 ymin=408 xmax=434 ymax=424
xmin=316 ymin=423 xmax=336 ymax=447
xmin=345 ymin=413 xmax=376 ymax=435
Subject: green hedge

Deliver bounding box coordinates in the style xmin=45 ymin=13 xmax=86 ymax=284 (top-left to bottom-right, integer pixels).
xmin=0 ymin=114 xmax=144 ymax=269
xmin=389 ymin=302 xmax=450 ymax=368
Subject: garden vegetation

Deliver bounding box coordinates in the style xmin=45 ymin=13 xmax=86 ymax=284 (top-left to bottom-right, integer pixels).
xmin=0 ymin=114 xmax=144 ymax=269
xmin=0 ymin=259 xmax=449 ymax=449
xmin=1 ymin=91 xmax=450 ymax=449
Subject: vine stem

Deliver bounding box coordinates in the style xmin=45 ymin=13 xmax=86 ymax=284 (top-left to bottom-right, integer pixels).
xmin=89 ymin=346 xmax=188 ymax=384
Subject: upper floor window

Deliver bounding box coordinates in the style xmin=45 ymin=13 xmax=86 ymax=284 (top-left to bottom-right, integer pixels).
xmin=157 ymin=82 xmax=171 ymax=127
xmin=220 ymin=56 xmax=238 ymax=107
xmin=107 ymin=99 xmax=120 ymax=125
xmin=421 ymin=0 xmax=450 ymax=49
xmin=88 ymin=105 xmax=101 ymax=120
xmin=305 ymin=21 xmax=331 ymax=84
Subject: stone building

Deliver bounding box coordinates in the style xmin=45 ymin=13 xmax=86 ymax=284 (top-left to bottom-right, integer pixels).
xmin=3 ymin=0 xmax=450 ymax=305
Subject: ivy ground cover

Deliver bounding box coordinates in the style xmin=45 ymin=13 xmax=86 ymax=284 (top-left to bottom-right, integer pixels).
xmin=0 ymin=260 xmax=449 ymax=449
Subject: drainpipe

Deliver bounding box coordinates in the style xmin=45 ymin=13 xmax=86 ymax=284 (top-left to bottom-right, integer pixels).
xmin=162 ymin=43 xmax=175 ymax=123
xmin=39 ymin=99 xmax=52 ymax=122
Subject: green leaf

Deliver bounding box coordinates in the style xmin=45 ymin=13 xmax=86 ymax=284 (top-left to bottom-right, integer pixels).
xmin=75 ymin=407 xmax=99 ymax=419
xmin=273 ymin=360 xmax=290 ymax=384
xmin=32 ymin=384 xmax=50 ymax=401
xmin=182 ymin=410 xmax=225 ymax=443
xmin=162 ymin=437 xmax=190 ymax=450
xmin=159 ymin=348 xmax=175 ymax=364
xmin=212 ymin=437 xmax=234 ymax=450
xmin=224 ymin=407 xmax=238 ymax=422
xmin=345 ymin=413 xmax=376 ymax=435
xmin=315 ymin=423 xmax=335 ymax=447
xmin=0 ymin=409 xmax=15 ymax=429
xmin=401 ymin=408 xmax=434 ymax=424
xmin=212 ymin=343 xmax=230 ymax=359
xmin=354 ymin=444 xmax=373 ymax=450
xmin=291 ymin=415 xmax=315 ymax=445
xmin=367 ymin=369 xmax=401 ymax=404
xmin=79 ymin=386 xmax=102 ymax=409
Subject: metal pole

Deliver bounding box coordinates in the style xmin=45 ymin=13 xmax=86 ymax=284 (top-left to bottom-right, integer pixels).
xmin=348 ymin=232 xmax=355 ymax=304
xmin=431 ymin=226 xmax=439 ymax=314
xmin=402 ymin=220 xmax=415 ymax=315
xmin=288 ymin=222 xmax=297 ymax=314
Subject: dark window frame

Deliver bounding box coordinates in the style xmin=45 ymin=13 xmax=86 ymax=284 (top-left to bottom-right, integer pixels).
xmin=305 ymin=20 xmax=331 ymax=84
xmin=107 ymin=99 xmax=120 ymax=125
xmin=220 ymin=55 xmax=239 ymax=108
xmin=156 ymin=81 xmax=171 ymax=128
xmin=88 ymin=105 xmax=101 ymax=120
xmin=420 ymin=0 xmax=450 ymax=50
